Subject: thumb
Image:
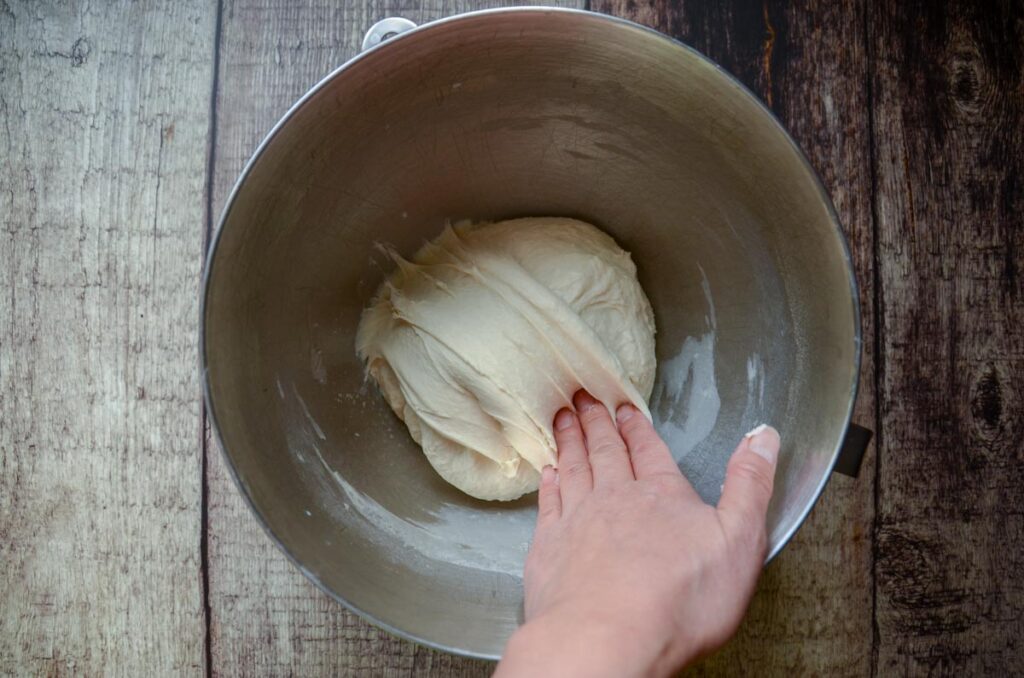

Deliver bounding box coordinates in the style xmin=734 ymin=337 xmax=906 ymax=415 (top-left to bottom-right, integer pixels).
xmin=717 ymin=425 xmax=780 ymax=549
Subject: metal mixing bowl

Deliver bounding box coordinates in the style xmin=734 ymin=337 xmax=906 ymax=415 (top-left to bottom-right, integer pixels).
xmin=202 ymin=8 xmax=864 ymax=659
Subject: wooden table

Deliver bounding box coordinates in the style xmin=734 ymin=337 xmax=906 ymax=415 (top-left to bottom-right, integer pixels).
xmin=3 ymin=1 xmax=1021 ymax=675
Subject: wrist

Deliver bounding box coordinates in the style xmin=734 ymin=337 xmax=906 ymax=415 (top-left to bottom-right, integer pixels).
xmin=496 ymin=607 xmax=687 ymax=678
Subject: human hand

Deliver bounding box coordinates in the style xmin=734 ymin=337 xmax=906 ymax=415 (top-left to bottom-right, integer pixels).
xmin=495 ymin=390 xmax=780 ymax=678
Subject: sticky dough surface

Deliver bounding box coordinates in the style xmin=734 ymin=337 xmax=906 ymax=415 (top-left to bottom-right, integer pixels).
xmin=356 ymin=218 xmax=657 ymax=500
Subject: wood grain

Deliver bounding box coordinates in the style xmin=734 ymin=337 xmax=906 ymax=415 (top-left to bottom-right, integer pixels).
xmin=590 ymin=1 xmax=878 ymax=674
xmin=204 ymin=1 xmax=581 ymax=675
xmin=869 ymin=1 xmax=1024 ymax=674
xmin=0 ymin=0 xmax=216 ymax=674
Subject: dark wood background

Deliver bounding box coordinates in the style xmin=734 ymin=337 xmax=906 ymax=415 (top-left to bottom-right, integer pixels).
xmin=2 ymin=0 xmax=1021 ymax=675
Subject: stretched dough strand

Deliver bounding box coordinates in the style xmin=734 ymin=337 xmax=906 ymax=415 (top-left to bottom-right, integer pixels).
xmin=356 ymin=218 xmax=657 ymax=501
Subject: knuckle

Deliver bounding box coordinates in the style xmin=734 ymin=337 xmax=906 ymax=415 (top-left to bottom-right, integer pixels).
xmin=538 ymin=503 xmax=559 ymax=522
xmin=578 ymin=405 xmax=611 ymax=426
xmin=635 ymin=485 xmax=661 ymax=505
xmin=730 ymin=458 xmax=775 ymax=497
xmin=620 ymin=413 xmax=651 ymax=436
xmin=553 ymin=425 xmax=582 ymax=444
xmin=736 ymin=523 xmax=768 ymax=560
xmin=721 ymin=521 xmax=760 ymax=564
xmin=630 ymin=439 xmax=667 ymax=461
xmin=649 ymin=473 xmax=682 ymax=494
xmin=560 ymin=461 xmax=591 ymax=480
xmin=588 ymin=438 xmax=627 ymax=461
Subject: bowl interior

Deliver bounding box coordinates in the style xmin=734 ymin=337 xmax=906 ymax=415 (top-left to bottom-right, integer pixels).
xmin=203 ymin=9 xmax=858 ymax=658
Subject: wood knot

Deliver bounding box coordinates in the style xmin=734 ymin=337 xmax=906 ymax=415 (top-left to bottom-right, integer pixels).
xmin=952 ymin=63 xmax=979 ymax=103
xmin=877 ymin=528 xmax=971 ymax=634
xmin=970 ymin=363 xmax=1003 ymax=433
xmin=71 ymin=37 xmax=90 ymax=67
xmin=946 ymin=48 xmax=987 ymax=116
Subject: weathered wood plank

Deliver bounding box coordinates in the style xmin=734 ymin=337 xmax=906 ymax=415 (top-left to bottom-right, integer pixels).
xmin=591 ymin=1 xmax=878 ymax=675
xmin=204 ymin=1 xmax=582 ymax=675
xmin=0 ymin=0 xmax=216 ymax=674
xmin=869 ymin=1 xmax=1024 ymax=674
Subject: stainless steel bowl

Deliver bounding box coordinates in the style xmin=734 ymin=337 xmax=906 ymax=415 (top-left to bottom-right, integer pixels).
xmin=202 ymin=8 xmax=863 ymax=659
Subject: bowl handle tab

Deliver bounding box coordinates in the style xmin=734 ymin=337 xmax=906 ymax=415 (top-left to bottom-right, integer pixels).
xmin=833 ymin=423 xmax=873 ymax=478
xmin=362 ymin=17 xmax=418 ymax=53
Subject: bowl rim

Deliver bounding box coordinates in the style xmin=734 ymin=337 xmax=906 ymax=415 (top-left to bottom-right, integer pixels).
xmin=200 ymin=5 xmax=863 ymax=661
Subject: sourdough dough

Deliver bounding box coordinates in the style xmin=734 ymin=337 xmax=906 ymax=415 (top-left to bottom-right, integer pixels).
xmin=356 ymin=218 xmax=657 ymax=501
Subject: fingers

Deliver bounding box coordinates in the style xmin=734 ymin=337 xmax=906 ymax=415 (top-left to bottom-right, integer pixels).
xmin=552 ymin=407 xmax=592 ymax=510
xmin=615 ymin=404 xmax=683 ymax=480
xmin=535 ymin=465 xmax=561 ymax=529
xmin=574 ymin=391 xmax=634 ymax=487
xmin=717 ymin=425 xmax=780 ymax=547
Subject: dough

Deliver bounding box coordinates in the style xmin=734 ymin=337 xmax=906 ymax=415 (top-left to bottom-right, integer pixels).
xmin=356 ymin=218 xmax=657 ymax=501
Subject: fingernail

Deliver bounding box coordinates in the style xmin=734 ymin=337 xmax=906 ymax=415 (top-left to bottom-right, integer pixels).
xmin=616 ymin=404 xmax=635 ymax=423
xmin=745 ymin=424 xmax=768 ymax=438
xmin=746 ymin=425 xmax=780 ymax=464
xmin=574 ymin=390 xmax=597 ymax=412
xmin=555 ymin=408 xmax=575 ymax=431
